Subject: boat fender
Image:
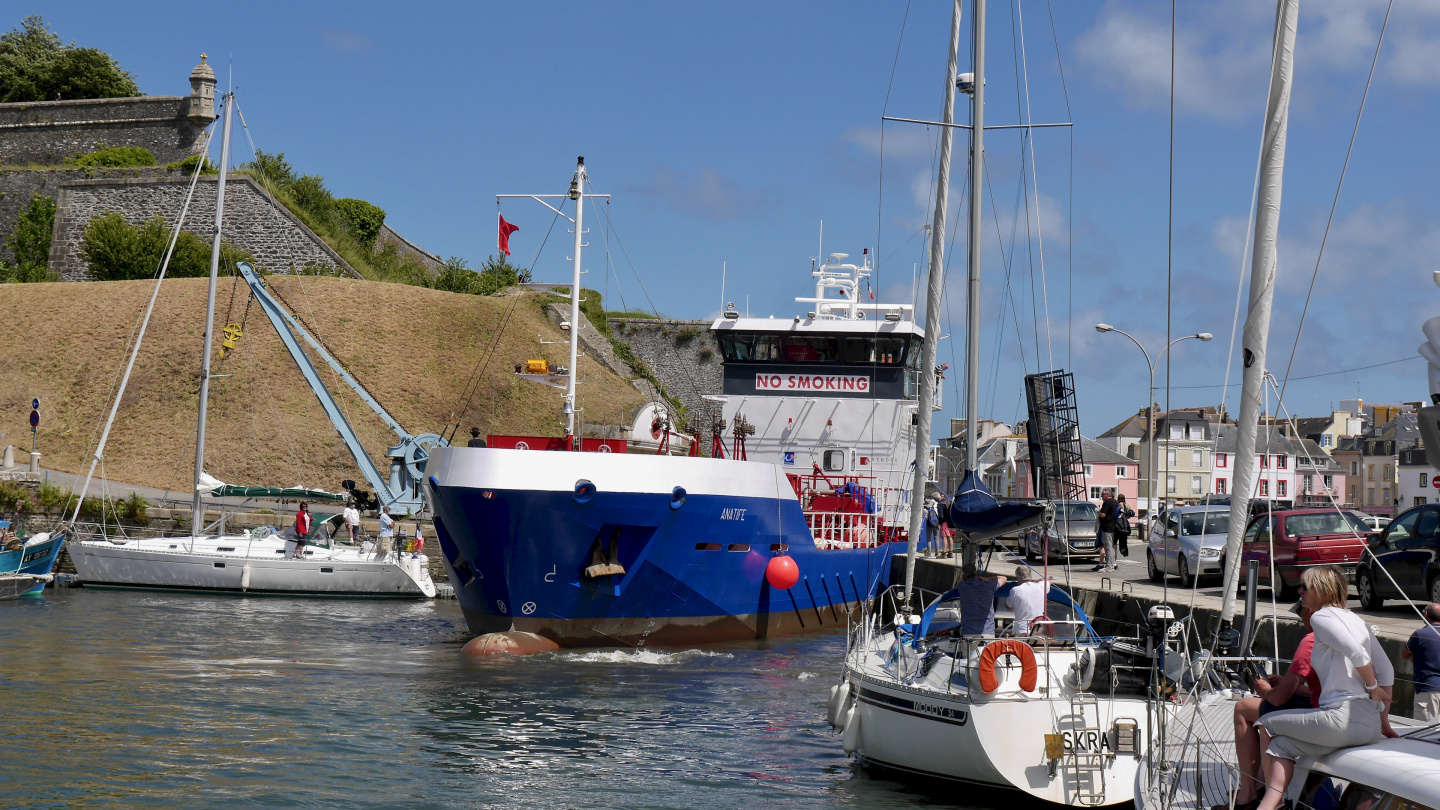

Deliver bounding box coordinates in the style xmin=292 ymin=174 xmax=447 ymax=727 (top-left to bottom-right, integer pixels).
xmin=977 ymin=639 xmax=1038 ymax=693
xmin=240 ymin=564 xmax=252 ymax=592
xmin=827 ymin=680 xmax=852 ymax=727
xmin=841 ymin=705 xmax=861 ymax=754
xmin=1066 ymin=648 xmax=1096 ymax=691
xmin=765 ymin=555 xmax=800 ymax=590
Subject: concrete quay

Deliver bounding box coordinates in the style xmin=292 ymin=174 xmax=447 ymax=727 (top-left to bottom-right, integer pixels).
xmin=890 ymin=549 xmax=1435 ymax=718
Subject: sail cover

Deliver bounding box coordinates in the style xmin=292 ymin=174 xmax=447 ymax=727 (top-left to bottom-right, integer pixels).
xmin=947 ymin=470 xmax=1049 ymax=541
xmin=207 ymin=485 xmax=346 ymax=502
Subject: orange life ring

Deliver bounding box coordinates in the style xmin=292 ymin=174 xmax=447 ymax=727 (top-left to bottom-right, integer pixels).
xmin=977 ymin=639 xmax=1038 ymax=693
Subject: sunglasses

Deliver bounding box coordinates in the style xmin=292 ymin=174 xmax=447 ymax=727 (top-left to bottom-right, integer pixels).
xmin=1297 ymin=584 xmax=1308 ymax=593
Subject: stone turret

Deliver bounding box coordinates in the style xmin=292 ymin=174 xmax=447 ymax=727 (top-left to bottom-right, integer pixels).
xmin=187 ymin=54 xmax=216 ymax=123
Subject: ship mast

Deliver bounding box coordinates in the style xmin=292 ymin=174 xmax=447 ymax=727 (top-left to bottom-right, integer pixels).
xmin=565 ymin=157 xmax=586 ymax=446
xmin=903 ymin=0 xmax=965 ymax=609
xmin=191 ymin=91 xmax=235 ymax=536
xmin=1218 ymin=0 xmax=1299 ymax=626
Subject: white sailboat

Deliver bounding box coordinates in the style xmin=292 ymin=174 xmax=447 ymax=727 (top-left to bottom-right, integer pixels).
xmin=64 ymin=92 xmax=435 ymax=598
xmin=832 ymin=2 xmax=1162 ymax=804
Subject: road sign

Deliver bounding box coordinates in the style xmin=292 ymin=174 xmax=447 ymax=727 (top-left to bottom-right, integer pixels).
xmin=1431 ymin=477 xmax=1439 ymax=490
xmin=29 ymin=410 xmax=38 ymax=428
xmin=31 ymin=397 xmax=39 ymax=410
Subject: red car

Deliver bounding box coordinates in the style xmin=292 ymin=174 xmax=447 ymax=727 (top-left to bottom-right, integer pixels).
xmin=1236 ymin=509 xmax=1373 ymax=599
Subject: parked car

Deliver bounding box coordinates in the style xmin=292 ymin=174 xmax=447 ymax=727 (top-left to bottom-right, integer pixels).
xmin=1355 ymin=504 xmax=1440 ymax=609
xmin=1355 ymin=514 xmax=1392 ymax=532
xmin=1237 ymin=508 xmax=1372 ymax=599
xmin=1022 ymin=500 xmax=1100 ymax=561
xmin=1146 ymin=505 xmax=1231 ymax=587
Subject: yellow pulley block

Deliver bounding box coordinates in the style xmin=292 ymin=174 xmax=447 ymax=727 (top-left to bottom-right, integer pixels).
xmin=218 ymin=323 xmax=243 ymax=359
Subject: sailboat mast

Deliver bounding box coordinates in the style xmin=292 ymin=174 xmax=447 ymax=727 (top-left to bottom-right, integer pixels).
xmin=565 ymin=157 xmax=586 ymax=447
xmin=904 ymin=0 xmax=963 ymax=608
xmin=1219 ymin=0 xmax=1299 ymax=625
xmin=191 ymin=93 xmax=234 ymax=534
xmin=965 ymin=0 xmax=985 ymax=475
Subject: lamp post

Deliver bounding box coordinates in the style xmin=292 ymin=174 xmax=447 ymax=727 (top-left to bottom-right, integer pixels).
xmin=1095 ymin=324 xmax=1213 ymax=519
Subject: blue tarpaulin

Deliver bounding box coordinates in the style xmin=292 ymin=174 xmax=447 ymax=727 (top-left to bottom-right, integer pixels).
xmin=947 ymin=470 xmax=1048 ymax=535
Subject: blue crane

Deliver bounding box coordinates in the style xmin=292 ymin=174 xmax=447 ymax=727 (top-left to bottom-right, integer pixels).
xmin=235 ymin=262 xmax=445 ymax=516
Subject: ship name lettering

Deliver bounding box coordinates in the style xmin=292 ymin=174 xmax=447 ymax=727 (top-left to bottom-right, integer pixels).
xmin=1063 ymin=729 xmax=1112 ymax=753
xmin=912 ymin=701 xmax=966 ymax=723
xmin=720 ymin=508 xmax=748 ymax=521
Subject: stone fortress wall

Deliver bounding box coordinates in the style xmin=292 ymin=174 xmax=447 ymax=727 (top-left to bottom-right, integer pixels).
xmin=48 ymin=175 xmax=355 ymax=280
xmin=0 ymin=96 xmax=208 ymax=167
xmin=608 ymin=317 xmax=724 ymax=432
xmin=0 ymin=55 xmax=434 ymax=279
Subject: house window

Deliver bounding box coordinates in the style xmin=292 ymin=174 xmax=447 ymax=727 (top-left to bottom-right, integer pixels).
xmin=1090 ymin=486 xmax=1102 ymax=499
xmin=1383 ymin=464 xmax=1392 ymax=482
xmin=1192 ymin=449 xmax=1203 ymax=467
xmin=1367 ymin=489 xmax=1375 ymax=505
xmin=1383 ymin=487 xmax=1391 ymax=504
xmin=1277 ymin=480 xmax=1287 ymax=497
xmin=1423 ymin=473 xmax=1430 ymax=488
xmin=1216 ymin=452 xmax=1228 ymax=468
xmin=1303 ymin=475 xmax=1313 ymax=495
xmin=1216 ymin=478 xmax=1227 ymax=495
xmin=1260 ymin=480 xmax=1270 ymax=496
xmin=1188 ymin=425 xmax=1203 ymax=441
xmin=1166 ymin=475 xmax=1177 ymax=494
xmin=1167 ymin=448 xmax=1177 ymax=467
xmin=1351 ymin=461 xmax=1359 ymax=476
xmin=1116 ymin=466 xmax=1127 ymax=478
xmin=1322 ymin=434 xmax=1333 ymax=447
xmin=1084 ymin=464 xmax=1094 ymax=478
xmin=986 ymin=475 xmax=1000 ymax=491
xmin=1350 ymin=484 xmax=1357 ymax=503
xmin=1323 ymin=474 xmax=1333 ymax=489
xmin=1170 ymin=425 xmax=1183 ymax=440
xmin=1368 ymin=465 xmax=1375 ymax=481
xmin=1417 ymin=496 xmax=1428 ymax=507
xmin=1260 ymin=455 xmax=1269 ymax=469
xmin=1276 ymin=455 xmax=1287 ymax=470
xmin=1190 ymin=475 xmax=1202 ymax=493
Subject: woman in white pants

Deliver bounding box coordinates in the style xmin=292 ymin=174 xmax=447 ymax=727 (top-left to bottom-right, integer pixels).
xmin=1253 ymin=566 xmax=1394 ymax=810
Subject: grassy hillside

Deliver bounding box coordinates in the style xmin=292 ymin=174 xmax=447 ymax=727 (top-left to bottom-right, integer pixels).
xmin=0 ymin=277 xmax=645 ymax=493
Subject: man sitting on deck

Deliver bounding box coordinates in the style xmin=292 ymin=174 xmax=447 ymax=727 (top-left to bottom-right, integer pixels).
xmin=1006 ymin=566 xmax=1048 ymax=636
xmin=956 ymin=562 xmax=1007 ymax=637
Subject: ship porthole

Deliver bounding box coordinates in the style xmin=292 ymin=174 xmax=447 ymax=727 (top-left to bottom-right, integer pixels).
xmin=670 ymin=486 xmax=687 ymax=510
xmin=574 ymin=479 xmax=597 ymax=504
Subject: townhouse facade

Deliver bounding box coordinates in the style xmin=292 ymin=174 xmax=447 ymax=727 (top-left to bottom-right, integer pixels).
xmin=1136 ymin=410 xmax=1216 ymax=505
xmin=1358 ymin=413 xmax=1420 ymax=517
xmin=976 ymin=435 xmax=1139 ymax=504
xmin=1210 ymin=425 xmax=1299 ymax=504
xmin=1397 ymin=446 xmax=1432 ymax=511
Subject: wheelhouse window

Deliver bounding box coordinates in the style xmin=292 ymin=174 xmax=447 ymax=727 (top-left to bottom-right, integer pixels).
xmin=719 ymin=332 xmax=914 ymax=366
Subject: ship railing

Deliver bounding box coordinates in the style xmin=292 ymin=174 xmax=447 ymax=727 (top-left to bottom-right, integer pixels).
xmin=805 ymin=511 xmax=883 ymax=549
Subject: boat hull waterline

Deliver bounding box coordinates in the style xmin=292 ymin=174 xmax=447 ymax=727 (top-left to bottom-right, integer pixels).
xmin=426 ymin=448 xmax=902 ymax=647
xmin=0 ymin=531 xmax=64 ymax=597
xmin=68 ymin=538 xmax=436 ymax=597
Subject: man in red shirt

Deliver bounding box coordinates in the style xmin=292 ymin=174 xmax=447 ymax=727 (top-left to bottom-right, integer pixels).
xmin=293 ymin=502 xmax=313 ymax=559
xmin=1221 ymin=604 xmax=1320 ymax=810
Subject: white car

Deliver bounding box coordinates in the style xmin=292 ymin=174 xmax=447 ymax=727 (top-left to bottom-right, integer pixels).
xmin=1355 ymin=513 xmax=1391 ymax=532
xmin=1146 ymin=506 xmax=1232 ymax=587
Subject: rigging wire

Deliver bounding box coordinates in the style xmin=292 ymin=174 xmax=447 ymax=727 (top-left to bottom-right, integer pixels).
xmin=1167 ymin=356 xmax=1421 ymax=390
xmin=1276 ymin=0 xmax=1394 ymax=406
xmin=1041 ymin=0 xmax=1075 ymax=370
xmin=1014 ymin=0 xmax=1054 ymax=371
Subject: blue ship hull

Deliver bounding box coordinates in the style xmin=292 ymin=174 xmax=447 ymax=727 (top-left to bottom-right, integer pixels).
xmin=425 ymin=448 xmax=901 ymax=647
xmin=0 ymin=530 xmax=65 ymax=597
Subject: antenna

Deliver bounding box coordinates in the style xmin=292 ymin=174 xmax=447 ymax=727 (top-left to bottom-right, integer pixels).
xmin=720 ymin=261 xmax=727 ymax=316
xmin=818 ymin=220 xmax=824 ymax=266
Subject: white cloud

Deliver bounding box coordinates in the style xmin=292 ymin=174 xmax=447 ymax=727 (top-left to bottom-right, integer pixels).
xmin=1075 ymin=0 xmax=1440 ymax=119
xmin=629 ymin=167 xmax=771 ymax=221
xmin=840 ymin=125 xmax=937 ymax=160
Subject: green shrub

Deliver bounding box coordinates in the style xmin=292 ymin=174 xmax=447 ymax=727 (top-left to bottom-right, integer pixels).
xmin=66 ymin=145 xmax=155 ymax=169
xmin=674 ymin=325 xmax=699 ymax=343
xmin=0 ymin=481 xmax=40 ymax=514
xmin=429 ymin=256 xmax=480 ymax=294
xmin=120 ymin=492 xmax=150 ymax=526
xmin=36 ymin=482 xmax=71 ymax=513
xmin=287 ymin=175 xmax=335 ymax=222
xmin=165 ymin=154 xmax=217 ymax=175
xmin=0 ymin=16 xmax=140 ymax=103
xmin=80 ymin=213 xmax=254 ymax=281
xmin=335 ymin=198 xmax=385 ymax=248
xmin=0 ymin=192 xmax=56 ymax=283
xmin=245 ymin=150 xmax=295 ymax=188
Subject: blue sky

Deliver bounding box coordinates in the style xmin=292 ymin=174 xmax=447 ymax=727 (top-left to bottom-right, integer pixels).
xmin=32 ymin=1 xmax=1440 ymax=436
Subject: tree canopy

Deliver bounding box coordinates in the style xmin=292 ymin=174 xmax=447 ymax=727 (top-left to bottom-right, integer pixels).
xmin=0 ymin=16 xmax=140 ymax=103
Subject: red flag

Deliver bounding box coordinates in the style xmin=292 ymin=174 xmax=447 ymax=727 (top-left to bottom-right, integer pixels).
xmin=498 ymin=214 xmax=520 ymax=256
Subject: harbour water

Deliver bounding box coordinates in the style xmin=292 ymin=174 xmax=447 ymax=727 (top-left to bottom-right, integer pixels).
xmin=2 ymin=589 xmax=983 ymax=809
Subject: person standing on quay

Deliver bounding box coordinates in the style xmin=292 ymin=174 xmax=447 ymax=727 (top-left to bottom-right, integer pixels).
xmin=1094 ymin=490 xmax=1118 ymax=572
xmin=1402 ymin=603 xmax=1440 ymax=722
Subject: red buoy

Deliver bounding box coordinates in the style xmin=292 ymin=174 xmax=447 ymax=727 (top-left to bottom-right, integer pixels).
xmin=765 ymin=555 xmax=800 ymax=590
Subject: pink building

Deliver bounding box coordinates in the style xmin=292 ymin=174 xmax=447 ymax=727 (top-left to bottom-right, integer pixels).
xmin=982 ymin=436 xmax=1139 ymax=505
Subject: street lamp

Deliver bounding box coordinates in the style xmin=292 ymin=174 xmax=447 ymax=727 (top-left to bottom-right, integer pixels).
xmin=1095 ymin=324 xmax=1213 ymax=520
